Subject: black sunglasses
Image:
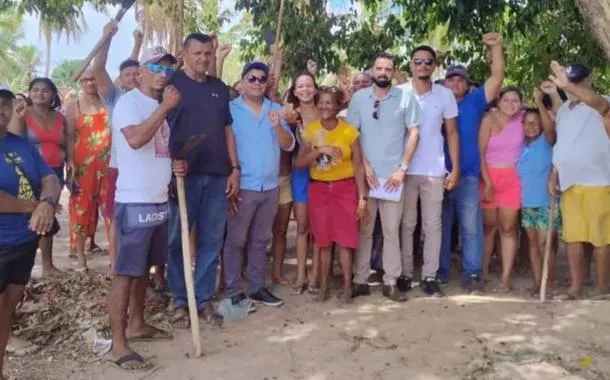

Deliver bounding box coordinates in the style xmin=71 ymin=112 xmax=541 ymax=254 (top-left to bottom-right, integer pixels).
xmin=373 ymin=99 xmax=380 ymax=120
xmin=413 ymin=58 xmax=435 ymax=67
xmin=246 ymin=75 xmax=268 ymax=84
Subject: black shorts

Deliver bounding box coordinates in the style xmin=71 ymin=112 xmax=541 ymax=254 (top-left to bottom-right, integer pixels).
xmin=0 ymin=238 xmax=38 ymax=293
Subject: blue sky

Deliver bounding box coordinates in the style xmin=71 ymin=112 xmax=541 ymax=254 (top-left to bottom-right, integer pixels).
xmin=20 ymin=0 xmax=355 ymax=78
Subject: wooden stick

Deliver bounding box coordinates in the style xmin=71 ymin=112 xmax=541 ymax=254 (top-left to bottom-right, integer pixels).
xmin=271 ymin=0 xmax=286 ymax=69
xmin=540 ymin=196 xmax=556 ymax=302
xmin=72 ymin=0 xmax=136 ymax=81
xmin=176 ymin=176 xmax=203 ymax=356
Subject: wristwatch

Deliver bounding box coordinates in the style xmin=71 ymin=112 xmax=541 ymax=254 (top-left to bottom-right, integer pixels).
xmin=41 ymin=197 xmax=57 ymax=206
xmin=398 ymin=162 xmax=408 ymax=172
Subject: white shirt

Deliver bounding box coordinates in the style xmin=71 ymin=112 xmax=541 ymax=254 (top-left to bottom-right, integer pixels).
xmin=112 ymin=89 xmax=172 ymax=203
xmin=554 ymin=97 xmax=610 ymax=191
xmin=399 ymin=82 xmax=458 ymax=176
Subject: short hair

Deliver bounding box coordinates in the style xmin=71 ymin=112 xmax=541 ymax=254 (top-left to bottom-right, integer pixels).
xmin=372 ymin=52 xmax=394 ymax=67
xmin=183 ymin=33 xmax=212 ymax=48
xmin=0 ymin=89 xmax=15 ymax=102
xmin=411 ymin=45 xmax=437 ymax=61
xmin=119 ymin=59 xmax=139 ymax=72
xmin=523 ymin=107 xmax=540 ymax=119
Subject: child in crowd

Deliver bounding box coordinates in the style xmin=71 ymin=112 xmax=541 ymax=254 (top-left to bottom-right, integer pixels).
xmin=516 ymin=88 xmax=560 ymax=295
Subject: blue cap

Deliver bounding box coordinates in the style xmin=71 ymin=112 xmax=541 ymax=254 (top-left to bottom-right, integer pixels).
xmin=445 ymin=65 xmax=471 ymax=82
xmin=241 ymin=61 xmax=270 ymax=79
xmin=565 ymin=63 xmax=590 ymax=84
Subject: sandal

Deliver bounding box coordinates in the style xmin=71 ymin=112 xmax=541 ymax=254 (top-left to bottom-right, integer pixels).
xmin=493 ymin=284 xmax=512 ymax=294
xmin=126 ymin=325 xmax=173 ymax=342
xmin=199 ymin=304 xmax=223 ymax=327
xmin=171 ymin=307 xmax=191 ymax=330
xmin=291 ymin=282 xmax=308 ymax=295
xmin=307 ymin=285 xmax=320 ymax=295
xmin=106 ymin=351 xmax=153 ymax=373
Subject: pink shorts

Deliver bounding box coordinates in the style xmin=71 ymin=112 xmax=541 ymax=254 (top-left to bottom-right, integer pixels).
xmin=104 ymin=167 xmax=118 ymax=220
xmin=481 ymin=167 xmax=521 ymax=209
xmin=308 ymin=178 xmax=359 ymax=249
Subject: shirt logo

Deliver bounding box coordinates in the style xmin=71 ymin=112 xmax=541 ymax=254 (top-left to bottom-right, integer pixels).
xmin=211 ymin=92 xmax=219 ymax=98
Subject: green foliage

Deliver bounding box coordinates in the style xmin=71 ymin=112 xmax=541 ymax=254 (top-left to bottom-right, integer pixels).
xmin=235 ymin=0 xmax=350 ymax=79
xmin=0 ymin=9 xmax=40 ymax=92
xmin=51 ymin=59 xmax=83 ymax=89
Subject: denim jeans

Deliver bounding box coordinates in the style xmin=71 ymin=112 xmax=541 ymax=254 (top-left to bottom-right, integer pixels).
xmin=438 ymin=176 xmax=483 ymax=281
xmin=167 ymin=173 xmax=228 ymax=310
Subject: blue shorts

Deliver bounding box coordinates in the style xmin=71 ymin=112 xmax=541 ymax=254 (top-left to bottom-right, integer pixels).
xmin=291 ymin=168 xmax=309 ymax=204
xmin=114 ymin=202 xmax=169 ymax=277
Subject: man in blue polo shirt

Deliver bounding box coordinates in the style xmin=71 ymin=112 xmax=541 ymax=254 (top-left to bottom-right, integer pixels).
xmin=223 ymin=61 xmax=294 ymax=310
xmin=438 ymin=33 xmax=504 ymax=292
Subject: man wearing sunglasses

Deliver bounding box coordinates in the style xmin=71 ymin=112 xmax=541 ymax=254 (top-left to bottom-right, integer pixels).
xmin=399 ymin=46 xmax=459 ymax=298
xmin=222 ymin=61 xmax=295 ymax=310
xmin=107 ymin=47 xmax=187 ymax=372
xmin=347 ymin=52 xmax=421 ymax=303
xmin=165 ymin=33 xmax=237 ymax=329
xmin=438 ymin=33 xmax=504 ymax=293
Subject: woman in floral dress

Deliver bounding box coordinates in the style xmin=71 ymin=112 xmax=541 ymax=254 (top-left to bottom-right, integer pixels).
xmin=65 ymin=71 xmax=111 ymax=271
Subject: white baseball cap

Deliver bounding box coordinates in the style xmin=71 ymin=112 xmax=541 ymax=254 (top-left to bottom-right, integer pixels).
xmin=141 ymin=47 xmax=177 ymax=65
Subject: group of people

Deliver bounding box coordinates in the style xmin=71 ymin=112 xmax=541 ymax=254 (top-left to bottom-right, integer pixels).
xmin=0 ymin=21 xmax=608 ymax=375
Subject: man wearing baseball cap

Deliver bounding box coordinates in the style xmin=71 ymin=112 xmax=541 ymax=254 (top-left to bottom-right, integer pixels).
xmin=547 ymin=61 xmax=610 ymax=300
xmin=106 ymin=46 xmax=184 ymax=372
xmin=222 ymin=60 xmax=294 ymax=312
xmin=0 ymin=85 xmax=61 ymax=378
xmin=438 ymin=33 xmax=504 ymax=292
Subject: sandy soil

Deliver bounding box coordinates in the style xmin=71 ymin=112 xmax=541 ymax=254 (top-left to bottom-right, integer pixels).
xmin=4 ymin=191 xmax=610 ymax=380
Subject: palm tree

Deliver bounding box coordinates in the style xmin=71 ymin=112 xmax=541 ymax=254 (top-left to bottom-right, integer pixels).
xmin=51 ymin=59 xmax=82 ymax=90
xmin=137 ymin=0 xmax=191 ymax=55
xmin=39 ymin=10 xmax=87 ymax=77
xmin=0 ymin=9 xmax=23 ymax=69
xmin=9 ymin=46 xmax=41 ymax=91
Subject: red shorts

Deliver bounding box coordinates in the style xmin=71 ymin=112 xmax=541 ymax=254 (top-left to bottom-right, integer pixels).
xmin=481 ymin=166 xmax=521 ymax=209
xmin=104 ymin=167 xmax=118 ymax=219
xmin=308 ymin=178 xmax=359 ymax=249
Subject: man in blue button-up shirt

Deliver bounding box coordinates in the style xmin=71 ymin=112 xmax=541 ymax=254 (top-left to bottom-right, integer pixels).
xmin=223 ymin=61 xmax=294 ymax=310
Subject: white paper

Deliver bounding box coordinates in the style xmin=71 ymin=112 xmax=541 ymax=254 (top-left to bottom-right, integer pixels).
xmin=369 ymin=178 xmax=403 ymax=202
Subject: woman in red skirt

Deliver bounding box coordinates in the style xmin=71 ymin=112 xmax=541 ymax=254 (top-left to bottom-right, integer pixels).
xmin=295 ymin=86 xmax=368 ymax=303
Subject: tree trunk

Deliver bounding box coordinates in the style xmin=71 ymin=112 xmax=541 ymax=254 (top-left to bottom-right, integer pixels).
xmin=44 ymin=31 xmax=51 ymax=77
xmin=575 ymin=0 xmax=610 ymax=60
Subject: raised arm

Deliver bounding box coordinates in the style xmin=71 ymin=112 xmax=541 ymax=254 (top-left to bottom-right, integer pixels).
xmin=533 ymin=87 xmax=556 ymax=145
xmin=482 ymin=33 xmax=504 ymax=102
xmin=129 ymin=29 xmax=144 ymax=60
xmin=92 ymin=21 xmax=118 ymax=97
xmin=216 ymin=43 xmax=232 ymax=80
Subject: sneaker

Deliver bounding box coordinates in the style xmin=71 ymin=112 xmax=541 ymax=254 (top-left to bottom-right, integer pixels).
xmin=462 ymin=275 xmax=482 ymax=294
xmin=436 ymin=276 xmax=449 ymax=286
xmin=352 ymin=283 xmax=371 ymax=298
xmin=231 ymin=293 xmax=256 ymax=313
xmin=250 ymin=288 xmax=284 ymax=307
xmin=396 ymin=276 xmax=412 ymax=293
xmin=367 ymin=271 xmax=383 ymax=286
xmin=420 ymin=278 xmax=445 ymax=298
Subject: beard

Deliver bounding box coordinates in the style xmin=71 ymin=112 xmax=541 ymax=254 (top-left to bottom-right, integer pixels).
xmin=373 ymin=76 xmax=391 ymax=88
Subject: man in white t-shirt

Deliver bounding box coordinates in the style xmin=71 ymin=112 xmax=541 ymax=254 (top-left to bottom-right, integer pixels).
xmin=398 ymin=45 xmax=459 ymax=297
xmin=548 ymin=61 xmax=610 ymax=299
xmin=107 ymin=47 xmax=187 ymax=372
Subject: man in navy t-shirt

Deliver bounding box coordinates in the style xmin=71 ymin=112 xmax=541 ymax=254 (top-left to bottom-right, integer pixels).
xmin=0 ymin=86 xmax=61 ymax=377
xmin=166 ymin=33 xmax=239 ymax=328
xmin=438 ymin=33 xmax=505 ymax=291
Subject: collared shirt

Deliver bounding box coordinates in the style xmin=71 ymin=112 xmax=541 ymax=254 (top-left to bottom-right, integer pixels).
xmin=444 ymin=86 xmax=488 ymax=177
xmin=230 ymin=96 xmax=295 ymax=192
xmin=399 ymin=82 xmax=458 ymax=177
xmin=346 ymin=86 xmax=420 ymax=179
xmin=554 ymin=97 xmax=610 ymax=191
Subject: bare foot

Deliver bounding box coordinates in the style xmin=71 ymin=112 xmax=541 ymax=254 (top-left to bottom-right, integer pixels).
xmin=315 ymin=288 xmax=329 ymax=302
xmin=41 ymin=266 xmax=63 ymax=278
xmin=336 ymin=288 xmax=353 ymax=306
xmin=494 ymin=282 xmax=512 ymax=293
xmin=271 ymin=275 xmax=293 ymax=286
xmin=126 ymin=324 xmax=172 ymax=342
xmin=6 ymin=335 xmax=40 ymax=357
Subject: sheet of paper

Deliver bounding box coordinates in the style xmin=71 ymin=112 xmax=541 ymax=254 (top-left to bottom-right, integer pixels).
xmin=369 ymin=178 xmax=403 ymax=202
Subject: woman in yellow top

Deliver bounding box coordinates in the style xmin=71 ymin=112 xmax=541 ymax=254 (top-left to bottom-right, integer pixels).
xmin=295 ymin=86 xmax=368 ymax=303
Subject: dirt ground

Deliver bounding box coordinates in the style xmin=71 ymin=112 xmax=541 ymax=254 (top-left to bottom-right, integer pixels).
xmin=5 ymin=191 xmax=610 ymax=380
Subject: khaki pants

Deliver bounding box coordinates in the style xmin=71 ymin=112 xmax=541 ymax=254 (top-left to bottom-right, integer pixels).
xmin=354 ymin=190 xmax=405 ymax=285
xmin=401 ymin=175 xmax=444 ymax=279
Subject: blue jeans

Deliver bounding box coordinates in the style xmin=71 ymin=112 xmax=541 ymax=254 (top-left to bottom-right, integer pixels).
xmin=167 ymin=174 xmax=228 ymax=310
xmin=438 ymin=176 xmax=483 ymax=281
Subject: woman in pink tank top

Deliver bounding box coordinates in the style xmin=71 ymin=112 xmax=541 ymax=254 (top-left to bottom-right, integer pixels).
xmin=23 ymin=78 xmax=66 ymax=278
xmin=479 ymin=87 xmax=525 ymax=293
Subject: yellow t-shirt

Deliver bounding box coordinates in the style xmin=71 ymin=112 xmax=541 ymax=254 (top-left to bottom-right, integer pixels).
xmin=302 ymin=119 xmax=360 ymax=181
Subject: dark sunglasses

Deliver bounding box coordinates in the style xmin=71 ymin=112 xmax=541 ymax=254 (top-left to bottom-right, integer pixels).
xmin=413 ymin=58 xmax=435 ymax=67
xmin=145 ymin=63 xmax=175 ymax=76
xmin=246 ymin=75 xmax=268 ymax=84
xmin=373 ymin=99 xmax=380 ymax=120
